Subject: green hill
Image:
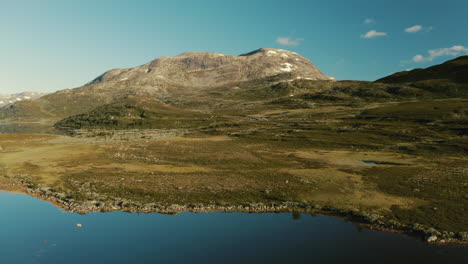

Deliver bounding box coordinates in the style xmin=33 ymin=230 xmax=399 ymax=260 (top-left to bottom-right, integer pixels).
xmin=54 ymin=96 xmax=221 ymax=130
xmin=376 ymin=56 xmax=468 ymax=97
xmin=377 ymin=56 xmax=468 ymax=84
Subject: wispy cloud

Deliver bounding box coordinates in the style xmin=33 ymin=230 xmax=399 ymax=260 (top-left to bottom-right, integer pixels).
xmin=412 ymin=55 xmax=425 ymax=63
xmin=276 ymin=37 xmax=303 ymax=47
xmin=412 ymin=45 xmax=468 ymax=63
xmin=363 ymin=18 xmax=375 ymax=24
xmin=405 ymin=25 xmax=422 ymax=33
xmin=404 ymin=25 xmax=432 ymax=33
xmin=361 ymin=30 xmax=387 ymax=39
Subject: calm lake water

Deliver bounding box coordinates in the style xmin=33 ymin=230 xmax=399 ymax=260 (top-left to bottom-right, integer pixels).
xmin=0 ymin=192 xmax=466 ymax=264
xmin=0 ymin=122 xmax=64 ymax=134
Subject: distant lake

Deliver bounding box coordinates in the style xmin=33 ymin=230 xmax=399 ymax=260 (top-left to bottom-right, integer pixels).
xmin=0 ymin=192 xmax=466 ymax=264
xmin=0 ymin=122 xmax=64 ymax=134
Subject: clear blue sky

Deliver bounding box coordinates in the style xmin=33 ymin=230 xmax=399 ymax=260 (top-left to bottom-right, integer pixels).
xmin=1 ymin=0 xmax=467 ymax=94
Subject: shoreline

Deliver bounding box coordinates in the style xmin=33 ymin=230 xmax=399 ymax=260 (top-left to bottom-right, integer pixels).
xmin=7 ymin=183 xmax=466 ymax=246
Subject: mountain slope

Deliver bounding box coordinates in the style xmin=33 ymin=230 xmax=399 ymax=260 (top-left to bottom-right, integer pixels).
xmin=377 ymin=56 xmax=468 ymax=84
xmin=376 ymin=56 xmax=468 ymax=97
xmin=0 ymin=100 xmax=54 ymax=121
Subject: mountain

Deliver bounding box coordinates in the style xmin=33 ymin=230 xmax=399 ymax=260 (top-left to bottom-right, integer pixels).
xmin=0 ymin=92 xmax=46 ymax=107
xmin=376 ymin=56 xmax=468 ymax=97
xmin=0 ymin=48 xmax=334 ymax=121
xmin=3 ymin=51 xmax=467 ymax=125
xmin=377 ymin=56 xmax=468 ymax=84
xmin=88 ymin=48 xmax=334 ymax=87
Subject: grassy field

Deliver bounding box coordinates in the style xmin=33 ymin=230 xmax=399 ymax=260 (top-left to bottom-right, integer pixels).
xmin=0 ymin=133 xmax=423 ymax=210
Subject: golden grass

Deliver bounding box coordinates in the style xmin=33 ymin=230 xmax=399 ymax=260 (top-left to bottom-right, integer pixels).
xmin=285 ymin=168 xmax=421 ymax=211
xmin=0 ymin=132 xmax=458 ymax=232
xmin=293 ymin=149 xmax=426 ymax=168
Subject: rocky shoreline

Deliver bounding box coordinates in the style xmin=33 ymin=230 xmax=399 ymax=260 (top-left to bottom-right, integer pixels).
xmin=13 ymin=181 xmax=466 ymax=245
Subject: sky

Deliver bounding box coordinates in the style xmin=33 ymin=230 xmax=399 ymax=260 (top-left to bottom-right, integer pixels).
xmin=1 ymin=0 xmax=467 ymax=94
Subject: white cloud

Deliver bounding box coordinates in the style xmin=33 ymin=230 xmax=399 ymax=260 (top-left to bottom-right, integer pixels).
xmin=361 ymin=30 xmax=387 ymax=39
xmin=412 ymin=54 xmax=425 ymax=62
xmin=412 ymin=45 xmax=468 ymax=63
xmin=363 ymin=18 xmax=375 ymax=24
xmin=276 ymin=37 xmax=303 ymax=47
xmin=405 ymin=25 xmax=422 ymax=33
xmin=405 ymin=25 xmax=432 ymax=33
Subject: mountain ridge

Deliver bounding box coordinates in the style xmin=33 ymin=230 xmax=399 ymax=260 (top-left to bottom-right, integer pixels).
xmin=0 ymin=92 xmax=46 ymax=107
xmin=2 ymin=52 xmax=467 ymax=124
xmin=376 ymin=55 xmax=468 ymax=84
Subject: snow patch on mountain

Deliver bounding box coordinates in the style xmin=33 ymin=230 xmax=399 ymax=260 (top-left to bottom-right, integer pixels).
xmin=0 ymin=92 xmax=47 ymax=107
xmin=280 ymin=63 xmax=294 ymax=72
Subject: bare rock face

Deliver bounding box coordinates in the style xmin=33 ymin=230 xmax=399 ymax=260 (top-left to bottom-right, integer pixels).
xmin=87 ymin=48 xmax=334 ymax=88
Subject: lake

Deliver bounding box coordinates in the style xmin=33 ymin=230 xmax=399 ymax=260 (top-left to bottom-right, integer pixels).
xmin=0 ymin=122 xmax=64 ymax=134
xmin=0 ymin=192 xmax=466 ymax=264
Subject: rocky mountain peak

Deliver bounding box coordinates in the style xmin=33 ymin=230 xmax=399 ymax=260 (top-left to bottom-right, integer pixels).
xmin=87 ymin=48 xmax=334 ymax=88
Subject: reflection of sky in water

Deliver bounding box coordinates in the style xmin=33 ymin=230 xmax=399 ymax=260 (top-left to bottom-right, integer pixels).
xmin=360 ymin=161 xmax=377 ymax=166
xmin=0 ymin=192 xmax=466 ymax=264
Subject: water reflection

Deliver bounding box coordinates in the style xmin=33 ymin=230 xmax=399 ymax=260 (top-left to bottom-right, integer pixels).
xmin=292 ymin=212 xmax=301 ymax=220
xmin=0 ymin=193 xmax=467 ymax=264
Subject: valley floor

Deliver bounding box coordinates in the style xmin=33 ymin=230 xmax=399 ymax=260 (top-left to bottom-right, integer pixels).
xmin=0 ymin=130 xmax=466 ymax=243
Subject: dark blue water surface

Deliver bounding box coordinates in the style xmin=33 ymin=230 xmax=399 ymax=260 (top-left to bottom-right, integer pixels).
xmin=0 ymin=192 xmax=466 ymax=264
